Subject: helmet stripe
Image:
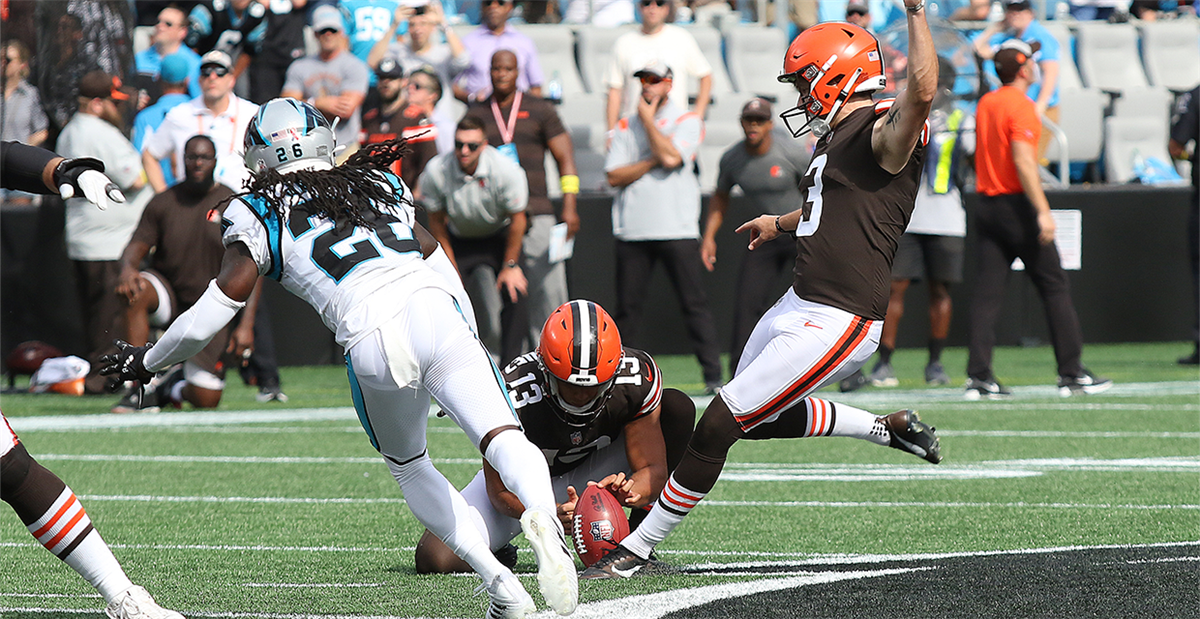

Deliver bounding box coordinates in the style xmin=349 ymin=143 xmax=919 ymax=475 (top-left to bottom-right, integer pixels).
xmin=570 ymin=299 xmax=598 ymax=377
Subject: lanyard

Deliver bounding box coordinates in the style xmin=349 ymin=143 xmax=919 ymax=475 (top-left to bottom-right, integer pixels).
xmin=196 ymin=99 xmax=239 ymax=155
xmin=489 ymin=91 xmax=522 ymax=145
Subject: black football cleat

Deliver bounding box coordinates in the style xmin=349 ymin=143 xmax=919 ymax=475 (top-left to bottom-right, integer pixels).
xmin=884 ymin=409 xmax=942 ymax=464
xmin=580 ymin=546 xmax=649 ymax=580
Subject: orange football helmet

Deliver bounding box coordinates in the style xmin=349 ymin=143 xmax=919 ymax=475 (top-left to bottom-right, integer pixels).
xmin=777 ymin=22 xmax=887 ymax=138
xmin=537 ymin=300 xmax=624 ymax=425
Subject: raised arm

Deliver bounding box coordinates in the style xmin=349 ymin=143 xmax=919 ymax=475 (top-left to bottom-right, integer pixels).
xmin=871 ymin=0 xmax=937 ymax=174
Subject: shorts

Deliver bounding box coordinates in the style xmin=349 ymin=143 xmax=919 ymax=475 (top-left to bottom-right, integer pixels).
xmin=890 ymin=233 xmax=964 ymax=283
xmin=141 ymin=269 xmax=230 ymax=389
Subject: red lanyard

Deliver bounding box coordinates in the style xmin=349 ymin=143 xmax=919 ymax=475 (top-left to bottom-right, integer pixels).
xmin=490 ymin=91 xmax=522 ymax=145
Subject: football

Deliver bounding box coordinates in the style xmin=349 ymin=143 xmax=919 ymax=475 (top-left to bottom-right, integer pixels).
xmin=6 ymin=341 xmax=64 ymax=376
xmin=571 ymin=484 xmax=630 ymax=567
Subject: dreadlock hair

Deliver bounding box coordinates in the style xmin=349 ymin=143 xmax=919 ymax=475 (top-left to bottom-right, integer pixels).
xmin=228 ymin=137 xmax=414 ymax=230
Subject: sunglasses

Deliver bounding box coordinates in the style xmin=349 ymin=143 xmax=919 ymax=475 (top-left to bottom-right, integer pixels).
xmin=200 ymin=65 xmax=229 ymax=78
xmin=455 ymin=141 xmax=483 ymax=152
xmin=639 ymin=75 xmax=666 ymax=85
xmin=483 ymin=0 xmax=511 ymax=6
xmin=316 ymin=28 xmax=340 ymax=36
xmin=406 ymin=82 xmax=430 ymax=91
xmin=184 ymin=153 xmax=217 ymax=162
xmin=640 ymin=0 xmax=668 ymax=7
xmin=157 ymin=19 xmax=180 ymax=27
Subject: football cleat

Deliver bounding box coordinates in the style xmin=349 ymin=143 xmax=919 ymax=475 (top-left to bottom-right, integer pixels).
xmin=963 ymin=377 xmax=1011 ymax=400
xmin=868 ymin=361 xmax=898 ymax=387
xmin=104 ymin=586 xmax=184 ymax=619
xmin=884 ymin=409 xmax=941 ymax=464
xmin=924 ymin=361 xmax=951 ymax=386
xmin=520 ymin=507 xmax=577 ymax=615
xmin=111 ymin=385 xmax=160 ymax=414
xmin=580 ymin=545 xmax=649 ymax=580
xmin=479 ymin=572 xmax=535 ymax=619
xmin=494 ymin=542 xmax=519 ymax=570
xmin=1057 ymin=370 xmax=1112 ymax=397
xmin=255 ymin=385 xmax=289 ymax=403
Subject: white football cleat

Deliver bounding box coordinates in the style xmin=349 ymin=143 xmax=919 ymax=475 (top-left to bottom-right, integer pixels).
xmin=520 ymin=506 xmax=578 ymax=616
xmin=105 ymin=586 xmax=185 ymax=619
xmin=482 ymin=571 xmax=536 ymax=619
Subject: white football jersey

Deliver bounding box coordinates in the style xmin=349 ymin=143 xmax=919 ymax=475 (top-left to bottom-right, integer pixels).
xmin=221 ymin=171 xmax=456 ymax=348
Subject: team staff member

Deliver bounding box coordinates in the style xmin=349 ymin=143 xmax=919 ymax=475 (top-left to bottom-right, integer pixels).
xmin=1169 ymin=85 xmax=1199 ymax=366
xmin=413 ymin=300 xmax=696 ymax=573
xmin=1 ymin=142 xmax=183 ymax=619
xmin=966 ymin=42 xmax=1110 ymax=400
xmin=584 ymin=8 xmax=944 ymax=579
xmin=700 ymin=98 xmax=811 ymax=377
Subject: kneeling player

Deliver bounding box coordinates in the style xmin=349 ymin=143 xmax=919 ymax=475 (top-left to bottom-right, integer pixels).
xmin=415 ymin=300 xmax=696 ymax=573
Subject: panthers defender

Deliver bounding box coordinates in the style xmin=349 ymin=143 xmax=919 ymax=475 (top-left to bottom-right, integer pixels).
xmin=99 ymin=99 xmax=577 ymax=618
xmin=2 ymin=142 xmax=180 ymax=618
xmin=583 ymin=4 xmax=943 ymax=580
xmin=413 ymin=300 xmax=696 ymax=574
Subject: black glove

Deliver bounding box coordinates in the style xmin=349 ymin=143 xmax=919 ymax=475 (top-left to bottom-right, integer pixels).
xmin=52 ymin=157 xmax=124 ymax=209
xmin=98 ymin=340 xmax=156 ymax=388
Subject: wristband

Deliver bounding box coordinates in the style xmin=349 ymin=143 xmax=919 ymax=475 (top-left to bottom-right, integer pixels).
xmin=774 ymin=216 xmax=791 ymax=237
xmin=560 ymin=174 xmax=580 ymax=195
xmin=907 ymin=0 xmax=924 ymax=12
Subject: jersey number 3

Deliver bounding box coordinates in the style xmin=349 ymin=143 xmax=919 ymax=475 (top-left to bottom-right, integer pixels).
xmin=796 ymin=154 xmax=828 ymax=237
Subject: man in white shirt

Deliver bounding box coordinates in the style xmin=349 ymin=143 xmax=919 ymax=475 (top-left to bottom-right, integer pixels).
xmin=141 ymin=50 xmax=259 ymax=192
xmin=603 ymin=0 xmax=712 ymax=131
xmin=56 ymin=70 xmax=155 ymax=394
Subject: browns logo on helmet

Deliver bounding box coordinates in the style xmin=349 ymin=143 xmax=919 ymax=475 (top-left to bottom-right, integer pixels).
xmin=537 ymin=300 xmax=624 ymax=426
xmin=777 ymin=22 xmax=887 ymax=138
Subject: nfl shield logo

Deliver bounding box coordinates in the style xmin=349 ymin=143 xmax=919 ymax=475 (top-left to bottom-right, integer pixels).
xmin=571 ymin=431 xmax=582 ymax=445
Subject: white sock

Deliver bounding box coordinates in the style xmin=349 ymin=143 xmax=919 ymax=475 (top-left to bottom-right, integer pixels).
xmin=385 ymin=453 xmax=506 ymax=583
xmin=483 ymin=429 xmax=556 ymax=516
xmin=27 ymin=487 xmax=133 ymax=602
xmin=823 ymin=399 xmax=890 ymax=445
xmin=622 ymin=475 xmax=706 ymax=560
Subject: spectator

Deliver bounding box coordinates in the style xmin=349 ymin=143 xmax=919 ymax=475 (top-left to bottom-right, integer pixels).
xmin=847 ymin=57 xmax=975 ymax=390
xmin=56 ymin=71 xmax=154 ymax=396
xmin=967 ymin=43 xmax=1110 ymax=399
xmin=973 ymin=0 xmax=1060 ymax=161
xmin=408 ymin=65 xmax=458 ymax=155
xmin=466 ymin=49 xmax=580 ymax=351
xmin=360 ymin=58 xmax=439 ymax=188
xmin=700 ymin=98 xmax=811 ymax=378
xmin=1067 ymin=0 xmax=1123 ymax=21
xmin=132 ymin=53 xmax=192 ymax=190
xmin=282 ymin=4 xmax=370 ymax=154
xmin=605 ymin=60 xmax=722 ymax=394
xmin=950 ymin=0 xmax=992 ymax=20
xmin=368 ymin=0 xmax=471 ymax=122
xmin=142 ymin=50 xmax=260 ymax=192
xmin=1169 ymin=85 xmax=1198 ymax=365
xmin=455 ymin=0 xmax=544 ymax=103
xmin=135 ymin=6 xmax=203 ymax=101
xmin=419 ymin=115 xmax=530 ymax=365
xmin=603 ymin=0 xmax=712 ymax=131
xmin=248 ymin=0 xmax=310 ymax=104
xmin=339 ymin=0 xmax=407 ymax=87
xmin=187 ymin=0 xmax=268 ymax=83
xmin=846 ymin=1 xmax=871 ymax=28
xmin=38 ymin=12 xmax=102 ymax=134
xmin=2 ymin=40 xmax=49 ymax=206
xmin=563 ymin=0 xmax=637 ymax=26
xmin=110 ymin=134 xmax=255 ymax=413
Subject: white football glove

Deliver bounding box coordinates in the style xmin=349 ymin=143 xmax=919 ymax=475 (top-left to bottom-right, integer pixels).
xmin=54 ymin=158 xmax=126 ymax=210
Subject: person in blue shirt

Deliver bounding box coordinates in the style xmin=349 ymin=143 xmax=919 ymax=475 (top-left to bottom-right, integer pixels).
xmin=973 ymin=0 xmax=1060 ymax=160
xmin=135 ymin=6 xmax=203 ymax=100
xmin=132 ymin=54 xmax=193 ymax=189
xmin=339 ymin=0 xmax=407 ymax=86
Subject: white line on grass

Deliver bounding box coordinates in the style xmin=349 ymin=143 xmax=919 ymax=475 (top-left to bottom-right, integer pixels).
xmin=242 ymin=583 xmax=387 ymax=588
xmin=0 ymin=610 xmax=452 ymax=619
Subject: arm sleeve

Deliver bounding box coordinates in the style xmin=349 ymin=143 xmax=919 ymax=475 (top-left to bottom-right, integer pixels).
xmin=143 ymin=279 xmax=245 ymax=372
xmin=0 ymin=141 xmax=56 ymax=194
xmin=1009 ymin=105 xmax=1040 ymax=146
xmin=604 ymin=123 xmax=634 ymax=172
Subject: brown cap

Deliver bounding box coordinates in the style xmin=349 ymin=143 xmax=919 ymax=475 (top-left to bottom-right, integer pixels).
xmin=994 ymin=40 xmax=1041 ymax=84
xmin=740 ymin=97 xmax=773 ymax=120
xmin=78 ymin=70 xmax=130 ymax=101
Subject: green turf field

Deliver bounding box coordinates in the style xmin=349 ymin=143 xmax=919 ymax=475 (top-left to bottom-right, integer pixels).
xmin=2 ymin=342 xmax=1197 ymax=618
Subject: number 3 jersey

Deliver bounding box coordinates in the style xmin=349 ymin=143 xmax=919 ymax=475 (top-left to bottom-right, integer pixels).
xmin=502 ymin=347 xmax=663 ymax=477
xmin=791 ymin=101 xmax=925 ymax=321
xmin=220 ymin=171 xmax=456 ymax=349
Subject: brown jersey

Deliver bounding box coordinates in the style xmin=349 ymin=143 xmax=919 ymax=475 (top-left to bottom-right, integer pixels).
xmin=791 ymin=101 xmax=925 ymax=320
xmin=361 ymin=102 xmax=438 ymax=190
xmin=130 ymin=183 xmax=235 ymax=309
xmin=502 ymin=347 xmax=662 ymax=477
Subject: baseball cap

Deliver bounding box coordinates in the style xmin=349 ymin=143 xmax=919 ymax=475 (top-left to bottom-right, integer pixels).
xmin=200 ymin=49 xmax=233 ymax=71
xmin=633 ymin=59 xmax=673 ymax=81
xmin=160 ymin=53 xmax=190 ymax=84
xmin=1003 ymin=0 xmax=1032 ymax=10
xmin=311 ymin=5 xmax=345 ymax=32
xmin=846 ymin=2 xmax=869 ymax=16
xmin=740 ymin=97 xmax=773 ymax=120
xmin=78 ymin=70 xmax=130 ymax=101
xmin=376 ymin=57 xmax=404 ymax=80
xmin=994 ymin=40 xmax=1041 ymax=83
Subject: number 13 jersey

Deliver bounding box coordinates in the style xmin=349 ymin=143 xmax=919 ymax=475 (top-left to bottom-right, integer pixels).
xmin=221 ymin=171 xmax=457 ymax=349
xmin=790 ymin=101 xmax=925 ymax=321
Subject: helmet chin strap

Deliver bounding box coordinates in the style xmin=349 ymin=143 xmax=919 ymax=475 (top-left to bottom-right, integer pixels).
xmin=813 ymin=66 xmax=864 ymax=138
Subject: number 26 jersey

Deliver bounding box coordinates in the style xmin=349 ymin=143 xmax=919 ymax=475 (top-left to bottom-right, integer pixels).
xmin=503 ymin=347 xmax=663 ymax=477
xmin=220 ymin=171 xmax=457 ymax=349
